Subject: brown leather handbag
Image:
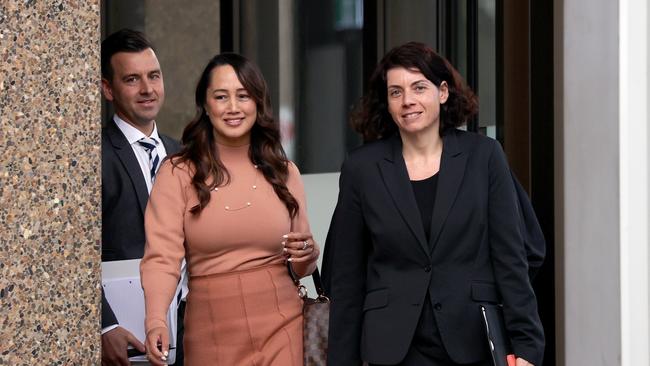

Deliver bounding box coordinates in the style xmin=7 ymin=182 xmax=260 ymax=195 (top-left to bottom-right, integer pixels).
xmin=288 ymin=264 xmax=330 ymax=366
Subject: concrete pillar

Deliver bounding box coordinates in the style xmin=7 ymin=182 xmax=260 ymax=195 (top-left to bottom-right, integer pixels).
xmin=619 ymin=0 xmax=649 ymax=363
xmin=0 ymin=1 xmax=101 ymax=364
xmin=555 ymin=0 xmax=650 ymax=364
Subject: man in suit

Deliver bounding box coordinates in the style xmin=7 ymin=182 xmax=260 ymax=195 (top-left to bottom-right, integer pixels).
xmin=100 ymin=29 xmax=183 ymax=366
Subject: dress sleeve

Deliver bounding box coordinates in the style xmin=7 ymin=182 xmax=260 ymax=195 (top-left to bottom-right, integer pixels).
xmin=287 ymin=161 xmax=311 ymax=234
xmin=286 ymin=161 xmax=316 ymax=277
xmin=140 ymin=159 xmax=188 ymax=333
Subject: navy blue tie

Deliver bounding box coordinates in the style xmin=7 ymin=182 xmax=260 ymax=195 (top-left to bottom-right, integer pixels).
xmin=137 ymin=137 xmax=160 ymax=183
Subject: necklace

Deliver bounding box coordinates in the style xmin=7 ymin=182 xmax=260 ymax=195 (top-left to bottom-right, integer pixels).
xmin=213 ymin=164 xmax=259 ymax=211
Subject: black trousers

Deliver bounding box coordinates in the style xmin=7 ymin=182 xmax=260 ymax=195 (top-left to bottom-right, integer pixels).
xmin=369 ymin=347 xmax=490 ymax=366
xmin=370 ymin=347 xmax=491 ymax=366
xmin=370 ymin=295 xmax=490 ymax=366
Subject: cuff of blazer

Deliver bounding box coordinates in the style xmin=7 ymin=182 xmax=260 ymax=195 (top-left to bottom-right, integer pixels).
xmin=101 ymin=324 xmax=119 ymax=335
xmin=512 ymin=342 xmax=543 ymax=366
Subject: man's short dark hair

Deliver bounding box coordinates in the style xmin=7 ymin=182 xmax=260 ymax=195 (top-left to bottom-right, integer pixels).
xmin=101 ymin=28 xmax=155 ymax=81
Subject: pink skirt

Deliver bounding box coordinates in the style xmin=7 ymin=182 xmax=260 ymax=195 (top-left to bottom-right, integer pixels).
xmin=183 ymin=263 xmax=304 ymax=365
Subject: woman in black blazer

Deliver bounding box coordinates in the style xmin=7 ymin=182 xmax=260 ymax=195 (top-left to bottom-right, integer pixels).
xmin=322 ymin=42 xmax=544 ymax=366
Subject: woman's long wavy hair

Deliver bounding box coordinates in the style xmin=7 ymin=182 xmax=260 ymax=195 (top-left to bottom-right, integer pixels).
xmin=171 ymin=53 xmax=298 ymax=217
xmin=352 ymin=41 xmax=478 ymax=141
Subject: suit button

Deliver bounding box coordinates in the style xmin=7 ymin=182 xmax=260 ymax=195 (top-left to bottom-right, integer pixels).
xmin=434 ymin=303 xmax=442 ymax=311
xmin=424 ymin=265 xmax=432 ymax=272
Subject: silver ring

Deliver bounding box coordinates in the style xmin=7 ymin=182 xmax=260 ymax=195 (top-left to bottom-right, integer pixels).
xmin=302 ymin=240 xmax=309 ymax=250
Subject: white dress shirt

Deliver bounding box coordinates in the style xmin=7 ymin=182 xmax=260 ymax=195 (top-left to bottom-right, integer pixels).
xmin=114 ymin=115 xmax=168 ymax=193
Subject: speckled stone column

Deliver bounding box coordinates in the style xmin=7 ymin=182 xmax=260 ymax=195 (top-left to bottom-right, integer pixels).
xmin=0 ymin=1 xmax=101 ymax=365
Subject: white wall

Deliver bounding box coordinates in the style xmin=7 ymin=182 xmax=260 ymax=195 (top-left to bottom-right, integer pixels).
xmin=301 ymin=172 xmax=340 ymax=294
xmin=619 ymin=0 xmax=649 ymax=364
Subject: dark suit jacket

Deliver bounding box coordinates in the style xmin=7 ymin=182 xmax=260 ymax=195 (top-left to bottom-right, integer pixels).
xmin=511 ymin=170 xmax=546 ymax=280
xmin=101 ymin=119 xmax=181 ymax=327
xmin=322 ymin=130 xmax=544 ymax=366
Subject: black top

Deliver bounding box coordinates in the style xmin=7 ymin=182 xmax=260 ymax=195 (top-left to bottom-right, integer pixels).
xmin=410 ymin=172 xmax=453 ymax=361
xmin=411 ymin=173 xmax=439 ymax=243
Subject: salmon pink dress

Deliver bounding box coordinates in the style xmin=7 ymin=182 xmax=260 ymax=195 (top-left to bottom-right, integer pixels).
xmin=141 ymin=143 xmax=310 ymax=366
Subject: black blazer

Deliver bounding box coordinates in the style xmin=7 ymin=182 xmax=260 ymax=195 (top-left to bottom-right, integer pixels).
xmin=101 ymin=119 xmax=181 ymax=327
xmin=322 ymin=130 xmax=544 ymax=366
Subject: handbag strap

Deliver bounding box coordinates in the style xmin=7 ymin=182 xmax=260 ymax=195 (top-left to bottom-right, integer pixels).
xmin=286 ymin=262 xmax=327 ymax=297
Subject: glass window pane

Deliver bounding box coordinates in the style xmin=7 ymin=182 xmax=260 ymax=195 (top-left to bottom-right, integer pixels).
xmin=477 ymin=0 xmax=497 ymax=139
xmin=294 ymin=0 xmax=364 ymax=173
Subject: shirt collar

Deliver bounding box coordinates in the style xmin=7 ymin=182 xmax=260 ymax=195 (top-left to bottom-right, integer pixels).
xmin=113 ymin=115 xmax=162 ymax=146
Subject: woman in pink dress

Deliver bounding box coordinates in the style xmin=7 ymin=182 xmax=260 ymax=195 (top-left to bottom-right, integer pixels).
xmin=141 ymin=53 xmax=319 ymax=366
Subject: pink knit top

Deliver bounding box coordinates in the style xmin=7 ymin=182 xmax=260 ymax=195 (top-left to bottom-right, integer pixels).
xmin=140 ymin=143 xmax=311 ymax=332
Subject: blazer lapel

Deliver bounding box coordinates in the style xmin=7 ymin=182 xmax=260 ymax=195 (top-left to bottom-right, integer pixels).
xmin=106 ymin=120 xmax=150 ymax=214
xmin=429 ymin=130 xmax=467 ymax=252
xmin=378 ymin=136 xmax=430 ymax=256
xmin=160 ymin=134 xmax=181 ymax=155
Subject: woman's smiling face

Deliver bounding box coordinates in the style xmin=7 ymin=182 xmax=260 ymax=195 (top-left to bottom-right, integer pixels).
xmin=205 ymin=64 xmax=258 ymax=146
xmin=386 ymin=67 xmax=448 ymax=137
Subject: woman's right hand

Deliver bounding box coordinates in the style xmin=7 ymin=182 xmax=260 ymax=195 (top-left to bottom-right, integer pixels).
xmin=145 ymin=326 xmax=169 ymax=365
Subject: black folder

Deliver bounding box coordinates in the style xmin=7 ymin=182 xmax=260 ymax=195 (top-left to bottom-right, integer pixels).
xmin=480 ymin=304 xmax=515 ymax=366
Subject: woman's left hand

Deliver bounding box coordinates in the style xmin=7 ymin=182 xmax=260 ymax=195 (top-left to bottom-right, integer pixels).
xmin=282 ymin=232 xmax=320 ymax=263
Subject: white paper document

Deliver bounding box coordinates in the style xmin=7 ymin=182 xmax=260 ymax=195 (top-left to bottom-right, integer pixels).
xmin=102 ymin=259 xmax=179 ymax=364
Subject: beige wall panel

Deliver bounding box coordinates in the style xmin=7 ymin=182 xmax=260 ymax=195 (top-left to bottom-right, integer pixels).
xmin=145 ymin=0 xmax=221 ymax=140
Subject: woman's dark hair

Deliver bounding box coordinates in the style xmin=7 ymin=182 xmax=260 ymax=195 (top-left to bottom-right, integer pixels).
xmin=172 ymin=53 xmax=298 ymax=217
xmin=352 ymin=41 xmax=478 ymax=141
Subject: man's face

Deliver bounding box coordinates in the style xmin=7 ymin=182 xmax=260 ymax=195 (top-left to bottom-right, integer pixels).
xmin=102 ymin=48 xmax=164 ymax=129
